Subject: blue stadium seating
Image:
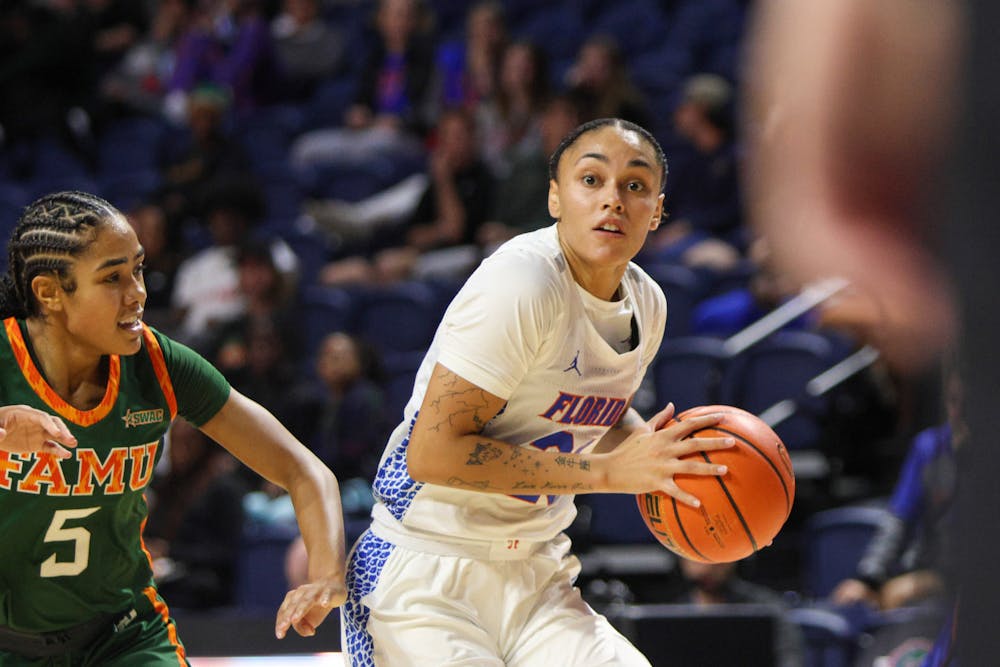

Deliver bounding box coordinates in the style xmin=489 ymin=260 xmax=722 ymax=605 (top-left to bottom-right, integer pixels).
xmin=652 ymin=335 xmax=729 ymax=412
xmin=720 ymin=330 xmax=840 ymax=450
xmin=355 ymin=281 xmax=442 ymax=356
xmin=786 ymin=605 xmax=858 ymax=667
xmin=586 ymin=0 xmax=670 ymax=58
xmin=96 ymin=115 xmax=167 ymax=176
xmin=234 ymin=521 xmax=299 ymax=611
xmin=801 ymin=504 xmax=892 ymax=599
xmin=644 ymin=262 xmax=711 ymax=338
xmin=300 ymin=285 xmax=357 ymax=360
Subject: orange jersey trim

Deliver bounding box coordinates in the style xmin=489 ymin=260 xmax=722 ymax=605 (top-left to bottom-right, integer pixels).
xmin=139 ymin=511 xmax=154 ymax=570
xmin=3 ymin=318 xmax=120 ymax=427
xmin=141 ymin=325 xmax=177 ymax=420
xmin=142 ymin=586 xmax=187 ymax=665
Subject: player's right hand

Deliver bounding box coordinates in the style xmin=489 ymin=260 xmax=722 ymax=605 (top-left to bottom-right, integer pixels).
xmin=0 ymin=405 xmax=76 ymax=458
xmin=275 ymin=575 xmax=348 ymax=640
xmin=603 ymin=407 xmax=734 ymax=504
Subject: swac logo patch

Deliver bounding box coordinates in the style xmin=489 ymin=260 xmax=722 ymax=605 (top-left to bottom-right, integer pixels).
xmin=122 ymin=408 xmax=164 ymax=428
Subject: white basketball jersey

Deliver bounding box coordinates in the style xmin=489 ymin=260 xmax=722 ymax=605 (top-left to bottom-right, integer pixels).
xmin=370 ymin=224 xmax=666 ymax=543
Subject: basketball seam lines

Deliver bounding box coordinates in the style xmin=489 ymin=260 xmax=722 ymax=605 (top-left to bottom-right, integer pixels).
xmin=711 ymin=425 xmax=792 ymax=516
xmin=670 ymin=411 xmax=791 ymax=558
xmin=698 ymin=449 xmax=759 ymax=553
xmin=669 ymin=495 xmax=710 ymax=562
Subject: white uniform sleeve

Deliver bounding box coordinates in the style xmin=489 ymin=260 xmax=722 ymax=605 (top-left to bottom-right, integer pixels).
xmin=437 ymin=252 xmax=562 ymax=400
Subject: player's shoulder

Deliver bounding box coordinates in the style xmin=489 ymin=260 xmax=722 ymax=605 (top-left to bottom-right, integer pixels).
xmin=624 ymin=261 xmax=667 ymax=311
xmin=472 ymin=226 xmax=567 ymax=298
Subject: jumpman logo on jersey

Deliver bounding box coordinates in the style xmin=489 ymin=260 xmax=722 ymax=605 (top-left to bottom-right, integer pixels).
xmin=563 ymin=350 xmax=582 ymax=376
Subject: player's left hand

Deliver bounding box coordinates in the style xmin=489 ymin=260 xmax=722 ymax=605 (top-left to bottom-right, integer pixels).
xmin=275 ymin=575 xmax=348 ymax=639
xmin=0 ymin=404 xmax=77 ymax=458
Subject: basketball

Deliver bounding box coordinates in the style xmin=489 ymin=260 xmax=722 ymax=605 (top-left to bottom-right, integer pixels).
xmin=636 ymin=405 xmax=795 ymax=563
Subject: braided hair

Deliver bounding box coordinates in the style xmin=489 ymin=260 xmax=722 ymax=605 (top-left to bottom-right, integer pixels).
xmin=0 ymin=191 xmax=120 ymax=319
xmin=547 ymin=117 xmax=668 ymax=193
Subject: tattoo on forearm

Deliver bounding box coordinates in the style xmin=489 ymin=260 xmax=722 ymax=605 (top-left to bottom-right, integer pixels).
xmin=467 ymin=442 xmax=503 ymax=465
xmin=553 ymin=455 xmax=591 ymax=471
xmin=445 ymin=476 xmax=499 ymax=491
xmin=427 ymin=369 xmax=494 ymax=434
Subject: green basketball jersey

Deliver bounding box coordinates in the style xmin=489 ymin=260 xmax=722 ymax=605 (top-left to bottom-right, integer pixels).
xmin=0 ymin=318 xmax=231 ymax=632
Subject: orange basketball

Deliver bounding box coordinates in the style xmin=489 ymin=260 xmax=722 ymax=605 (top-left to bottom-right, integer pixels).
xmin=636 ymin=404 xmax=795 ymax=563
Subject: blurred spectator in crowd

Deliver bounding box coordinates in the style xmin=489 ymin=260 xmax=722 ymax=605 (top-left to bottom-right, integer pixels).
xmin=157 ymin=84 xmax=253 ymax=226
xmin=0 ymin=2 xmax=97 ymax=176
xmin=475 ymin=40 xmax=550 ymax=178
xmin=98 ymin=0 xmax=197 ymax=120
xmin=478 ymin=92 xmax=582 ymax=248
xmin=564 ymin=34 xmax=651 ymax=129
xmin=433 ymin=1 xmax=508 ymax=112
xmin=170 ymin=179 xmax=297 ymax=348
xmin=271 ymin=0 xmax=347 ymax=101
xmin=288 ymin=332 xmax=388 ymax=484
xmin=665 ymin=557 xmax=804 ymax=667
xmin=646 ymin=73 xmax=744 ymax=265
xmin=145 ymin=419 xmax=249 ymax=610
xmin=831 ymin=356 xmax=963 ymax=613
xmin=164 ymin=0 xmax=284 ymax=123
xmin=690 ymin=236 xmax=803 ymax=338
xmin=289 ymin=0 xmax=436 ymax=169
xmin=222 ymin=317 xmax=301 ymax=434
xmin=126 ymin=197 xmax=182 ymax=332
xmin=82 ymin=0 xmax=150 ymax=94
xmin=207 ymin=240 xmax=300 ymax=370
xmin=317 ymin=107 xmax=493 ymax=285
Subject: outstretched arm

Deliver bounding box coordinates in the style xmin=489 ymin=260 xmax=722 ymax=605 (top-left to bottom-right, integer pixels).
xmin=199 ymin=389 xmax=347 ymax=639
xmin=407 ymin=364 xmax=733 ymax=507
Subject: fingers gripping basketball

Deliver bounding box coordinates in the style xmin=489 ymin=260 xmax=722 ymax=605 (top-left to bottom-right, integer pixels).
xmin=637 ymin=405 xmax=795 ymax=563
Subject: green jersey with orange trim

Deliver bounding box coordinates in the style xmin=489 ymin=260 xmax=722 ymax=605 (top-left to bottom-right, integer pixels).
xmin=0 ymin=318 xmax=231 ymax=633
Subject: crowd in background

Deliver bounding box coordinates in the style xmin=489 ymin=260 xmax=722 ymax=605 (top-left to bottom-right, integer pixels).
xmin=0 ymin=1 xmax=953 ymax=661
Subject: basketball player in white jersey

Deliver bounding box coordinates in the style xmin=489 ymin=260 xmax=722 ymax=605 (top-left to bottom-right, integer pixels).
xmin=342 ymin=118 xmax=736 ymax=666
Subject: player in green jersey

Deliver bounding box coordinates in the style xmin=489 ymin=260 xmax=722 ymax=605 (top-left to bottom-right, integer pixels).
xmin=0 ymin=191 xmax=348 ymax=665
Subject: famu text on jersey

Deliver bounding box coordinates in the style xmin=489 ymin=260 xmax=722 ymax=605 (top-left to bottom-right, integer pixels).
xmin=0 ymin=442 xmax=159 ymax=495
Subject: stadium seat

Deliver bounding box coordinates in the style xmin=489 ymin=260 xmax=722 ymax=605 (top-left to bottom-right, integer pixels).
xmin=96 ymin=115 xmax=167 ymax=176
xmin=720 ymin=330 xmax=839 ymax=450
xmin=234 ymin=521 xmax=299 ymax=611
xmin=0 ymin=182 xmax=31 ymax=245
xmin=652 ymin=335 xmax=729 ymax=412
xmin=585 ymin=0 xmax=670 ymax=58
xmin=786 ymin=605 xmax=859 ymax=667
xmin=579 ymin=493 xmax=657 ymax=545
xmin=355 ymin=281 xmax=442 ymax=356
xmin=300 ymin=75 xmax=357 ymax=133
xmin=511 ymin=5 xmax=584 ymax=64
xmin=235 ymin=104 xmax=304 ymax=172
xmin=381 ymin=350 xmax=426 ymax=425
xmin=644 ymin=262 xmax=710 ymax=338
xmin=801 ymin=504 xmax=893 ymax=599
xmin=300 ymin=285 xmax=357 ymax=360
xmin=98 ymin=169 xmax=162 ymax=212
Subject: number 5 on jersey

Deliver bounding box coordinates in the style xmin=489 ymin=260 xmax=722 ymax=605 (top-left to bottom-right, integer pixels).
xmin=41 ymin=507 xmax=100 ymax=577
